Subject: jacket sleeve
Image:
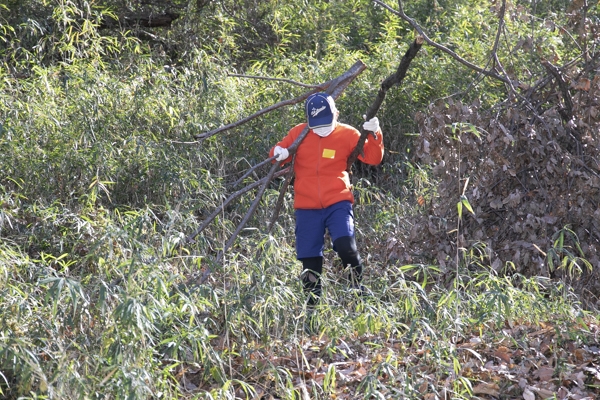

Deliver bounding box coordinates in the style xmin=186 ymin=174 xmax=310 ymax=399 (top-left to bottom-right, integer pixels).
xmin=269 ymin=124 xmax=303 ymax=164
xmin=358 ymin=129 xmax=384 ymax=165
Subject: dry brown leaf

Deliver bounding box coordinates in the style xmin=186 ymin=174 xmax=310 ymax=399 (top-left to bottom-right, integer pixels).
xmin=574 ymin=348 xmax=587 ymax=363
xmin=534 ymin=366 xmax=554 ymax=382
xmin=574 ymin=78 xmax=591 ymax=91
xmin=494 ymin=346 xmax=512 ymax=363
xmin=473 ymin=382 xmax=500 ymax=396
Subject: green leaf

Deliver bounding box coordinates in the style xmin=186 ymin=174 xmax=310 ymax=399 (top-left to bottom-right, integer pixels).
xmin=324 ymin=364 xmax=336 ymax=393
xmin=460 ymin=195 xmax=475 ymax=215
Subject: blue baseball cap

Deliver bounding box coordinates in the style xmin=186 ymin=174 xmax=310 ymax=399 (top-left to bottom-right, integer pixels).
xmin=305 ymin=92 xmax=336 ymax=129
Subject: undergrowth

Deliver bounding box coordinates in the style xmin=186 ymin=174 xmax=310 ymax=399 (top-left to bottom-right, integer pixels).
xmin=0 ymin=184 xmax=596 ymax=399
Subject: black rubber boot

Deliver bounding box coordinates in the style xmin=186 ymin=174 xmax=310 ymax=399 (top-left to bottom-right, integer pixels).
xmin=300 ymin=256 xmax=323 ymax=307
xmin=300 ymin=256 xmax=323 ymax=334
xmin=333 ymin=236 xmax=362 ymax=284
xmin=333 ymin=236 xmax=371 ymax=297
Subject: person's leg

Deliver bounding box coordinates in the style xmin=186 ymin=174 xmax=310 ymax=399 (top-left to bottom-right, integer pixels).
xmin=326 ymin=201 xmax=364 ymax=287
xmin=332 ymin=235 xmax=362 ymax=286
xmin=299 ymin=256 xmax=323 ymax=307
xmin=295 ymin=209 xmax=326 ymax=305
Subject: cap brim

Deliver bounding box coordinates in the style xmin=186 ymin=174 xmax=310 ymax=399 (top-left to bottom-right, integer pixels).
xmin=308 ymin=115 xmax=334 ymax=129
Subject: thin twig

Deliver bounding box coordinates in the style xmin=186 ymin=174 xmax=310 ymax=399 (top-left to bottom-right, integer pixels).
xmin=185 ymin=166 xmax=290 ymax=243
xmin=228 ymin=73 xmax=320 ymax=88
xmin=232 ymin=156 xmax=278 ymax=187
xmin=374 ymin=0 xmax=512 ymax=85
xmin=168 ymin=140 xmax=202 ymax=145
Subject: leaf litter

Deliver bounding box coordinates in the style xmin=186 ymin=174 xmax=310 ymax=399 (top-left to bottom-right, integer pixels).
xmin=175 ymin=319 xmax=600 ymax=399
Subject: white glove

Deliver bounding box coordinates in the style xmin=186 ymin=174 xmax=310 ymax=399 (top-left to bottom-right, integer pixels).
xmin=273 ymin=145 xmax=289 ymax=161
xmin=362 ymin=116 xmax=380 ymax=132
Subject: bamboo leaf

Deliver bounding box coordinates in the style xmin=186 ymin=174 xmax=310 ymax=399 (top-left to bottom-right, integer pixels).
xmin=461 ymin=195 xmax=475 ymax=215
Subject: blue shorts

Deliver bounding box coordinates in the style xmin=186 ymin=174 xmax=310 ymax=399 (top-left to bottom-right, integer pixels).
xmin=294 ymin=201 xmax=355 ymax=259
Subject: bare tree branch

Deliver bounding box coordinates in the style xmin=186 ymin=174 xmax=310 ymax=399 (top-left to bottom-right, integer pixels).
xmin=267 ymin=159 xmax=295 ymax=233
xmin=373 ymin=0 xmax=512 ymax=85
xmin=542 ymin=60 xmax=575 ymax=124
xmin=194 ymin=90 xmax=320 ymax=140
xmin=347 ymin=36 xmax=423 ymax=171
xmin=490 ymin=0 xmax=505 ymax=58
xmin=489 ymin=0 xmax=520 ymax=99
xmin=194 ymin=61 xmax=366 ymax=140
xmin=215 ymin=160 xmax=283 ymax=264
xmin=185 ymin=166 xmax=290 ymax=243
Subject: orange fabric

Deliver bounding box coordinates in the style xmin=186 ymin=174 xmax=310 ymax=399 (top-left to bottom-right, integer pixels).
xmin=270 ymin=122 xmax=384 ymax=209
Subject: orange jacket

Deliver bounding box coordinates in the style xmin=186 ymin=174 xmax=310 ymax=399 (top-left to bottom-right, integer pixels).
xmin=270 ymin=122 xmax=384 ymax=209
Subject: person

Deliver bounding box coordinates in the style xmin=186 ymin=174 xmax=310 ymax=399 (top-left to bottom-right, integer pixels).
xmin=269 ymin=92 xmax=384 ymax=308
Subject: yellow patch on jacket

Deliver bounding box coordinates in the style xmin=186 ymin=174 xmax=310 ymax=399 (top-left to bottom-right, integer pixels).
xmin=322 ymin=149 xmax=336 ymax=159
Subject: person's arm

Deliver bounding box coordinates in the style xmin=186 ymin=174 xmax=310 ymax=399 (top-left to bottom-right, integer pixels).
xmin=269 ymin=124 xmax=304 ymax=163
xmin=359 ymin=117 xmax=384 ymax=165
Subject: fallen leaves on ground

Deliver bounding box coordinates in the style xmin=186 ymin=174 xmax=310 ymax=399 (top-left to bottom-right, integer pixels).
xmin=175 ymin=319 xmax=600 ymax=399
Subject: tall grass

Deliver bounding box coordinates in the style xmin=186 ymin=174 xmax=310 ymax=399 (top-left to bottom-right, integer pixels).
xmin=1 ymin=177 xmax=595 ymax=398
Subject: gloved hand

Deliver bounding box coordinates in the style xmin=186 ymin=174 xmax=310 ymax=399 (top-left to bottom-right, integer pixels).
xmin=273 ymin=145 xmax=289 ymax=161
xmin=362 ymin=116 xmax=380 ymax=132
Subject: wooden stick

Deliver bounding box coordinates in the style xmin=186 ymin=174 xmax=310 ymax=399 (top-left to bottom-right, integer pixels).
xmin=193 ymin=60 xmax=367 ymax=141
xmin=185 ymin=167 xmax=290 ymax=243
xmin=347 ymin=36 xmax=423 ymax=171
